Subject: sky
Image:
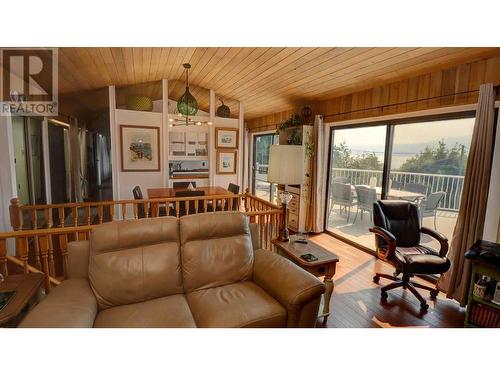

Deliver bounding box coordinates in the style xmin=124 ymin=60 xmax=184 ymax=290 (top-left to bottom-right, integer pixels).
xmin=332 ymin=117 xmax=475 ymax=168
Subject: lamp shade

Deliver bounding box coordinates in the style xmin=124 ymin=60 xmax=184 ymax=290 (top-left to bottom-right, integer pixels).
xmin=267 ymin=145 xmax=304 ymax=185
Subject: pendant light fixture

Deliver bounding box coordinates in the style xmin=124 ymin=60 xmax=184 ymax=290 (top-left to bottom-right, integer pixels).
xmin=169 ymin=63 xmax=213 ymax=127
xmin=177 ymin=63 xmax=198 ymax=119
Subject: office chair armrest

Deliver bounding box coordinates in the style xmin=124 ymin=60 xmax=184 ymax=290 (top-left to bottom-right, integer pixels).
xmin=421 ymin=227 xmax=449 ymax=257
xmin=369 ymin=226 xmax=396 ymax=260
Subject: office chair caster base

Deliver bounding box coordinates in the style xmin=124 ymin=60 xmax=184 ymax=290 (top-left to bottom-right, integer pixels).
xmin=373 ymin=275 xmax=380 ymax=283
xmin=430 ymin=289 xmax=438 ymax=300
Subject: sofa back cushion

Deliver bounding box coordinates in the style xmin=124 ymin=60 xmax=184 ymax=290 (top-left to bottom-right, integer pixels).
xmin=88 ymin=217 xmax=183 ymax=310
xmin=180 ymin=212 xmax=254 ymax=293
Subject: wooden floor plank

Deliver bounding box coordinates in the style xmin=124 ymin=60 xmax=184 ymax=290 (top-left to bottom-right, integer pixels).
xmin=310 ymin=234 xmax=465 ymax=328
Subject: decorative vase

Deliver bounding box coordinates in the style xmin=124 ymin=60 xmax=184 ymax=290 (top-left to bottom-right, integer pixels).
xmin=126 ymin=95 xmax=153 ymax=111
xmin=216 ymin=98 xmax=231 ymax=118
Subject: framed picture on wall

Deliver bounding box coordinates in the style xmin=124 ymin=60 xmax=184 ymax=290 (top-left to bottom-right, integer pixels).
xmin=120 ymin=125 xmax=160 ymax=172
xmin=215 ymin=127 xmax=239 ymax=149
xmin=216 ymin=150 xmax=237 ymax=174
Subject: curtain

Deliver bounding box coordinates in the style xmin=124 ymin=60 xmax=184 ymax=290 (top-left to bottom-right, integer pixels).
xmin=438 ymin=83 xmax=497 ymax=306
xmin=307 ymin=115 xmax=327 ymax=233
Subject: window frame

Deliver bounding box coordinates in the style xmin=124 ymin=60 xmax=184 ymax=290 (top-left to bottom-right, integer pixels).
xmin=324 ymin=110 xmax=477 ymax=253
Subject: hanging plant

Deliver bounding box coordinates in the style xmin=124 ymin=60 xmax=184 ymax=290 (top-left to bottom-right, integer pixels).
xmin=276 ymin=113 xmax=303 ymax=135
xmin=304 ymin=131 xmax=314 ymax=158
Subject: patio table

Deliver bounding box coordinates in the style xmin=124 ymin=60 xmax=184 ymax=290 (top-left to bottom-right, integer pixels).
xmin=355 ymin=185 xmax=425 ymax=201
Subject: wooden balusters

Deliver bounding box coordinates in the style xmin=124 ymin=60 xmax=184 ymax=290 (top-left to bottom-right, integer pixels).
xmin=119 ymin=203 xmax=125 ymax=220
xmin=132 ymin=203 xmax=138 ymax=219
xmin=15 ymin=237 xmax=29 ymax=274
xmin=59 ymin=233 xmax=69 ymax=279
xmin=38 ymin=235 xmax=51 ymax=292
xmin=0 ymin=238 xmax=7 ymax=276
xmin=9 ymin=197 xmax=21 ymax=231
xmin=98 ymin=205 xmax=104 ymax=224
xmin=108 ymin=204 xmax=115 ymax=221
xmin=45 ymin=207 xmax=52 ymax=228
xmin=85 ymin=206 xmax=91 ymax=225
xmin=48 ymin=235 xmax=56 ymax=277
xmin=71 ymin=206 xmax=78 ymax=226
xmin=57 ymin=207 xmax=64 ymax=227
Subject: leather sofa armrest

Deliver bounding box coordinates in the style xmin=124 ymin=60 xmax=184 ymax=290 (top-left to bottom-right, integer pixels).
xmin=421 ymin=227 xmax=449 ymax=256
xmin=369 ymin=226 xmax=396 ymax=260
xmin=67 ymin=240 xmax=90 ymax=279
xmin=253 ymin=249 xmax=325 ymax=327
xmin=19 ymin=279 xmax=98 ymax=328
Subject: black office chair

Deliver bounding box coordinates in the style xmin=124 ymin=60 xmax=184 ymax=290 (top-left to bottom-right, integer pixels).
xmin=369 ymin=200 xmax=450 ymax=311
xmin=172 ymin=190 xmax=205 ymax=217
xmin=173 ymin=181 xmax=196 ymax=189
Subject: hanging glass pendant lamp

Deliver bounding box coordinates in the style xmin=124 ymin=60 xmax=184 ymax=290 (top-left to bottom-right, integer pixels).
xmin=177 ymin=63 xmax=198 ymax=117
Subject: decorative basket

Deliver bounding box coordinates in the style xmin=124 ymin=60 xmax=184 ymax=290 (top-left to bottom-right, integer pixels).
xmin=473 ymin=282 xmax=487 ymax=299
xmin=126 ymin=95 xmax=153 ymax=112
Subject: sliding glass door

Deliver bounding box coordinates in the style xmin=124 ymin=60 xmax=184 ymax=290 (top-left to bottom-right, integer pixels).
xmin=326 ymin=125 xmax=387 ymax=249
xmin=325 ymin=113 xmax=475 ymax=251
xmin=11 ymin=116 xmax=46 ymax=205
xmin=252 ymin=133 xmax=279 ymax=203
xmin=386 ymin=117 xmax=474 ymax=250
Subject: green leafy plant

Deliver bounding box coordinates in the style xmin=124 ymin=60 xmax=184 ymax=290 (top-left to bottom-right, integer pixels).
xmin=276 ymin=113 xmax=303 ymax=135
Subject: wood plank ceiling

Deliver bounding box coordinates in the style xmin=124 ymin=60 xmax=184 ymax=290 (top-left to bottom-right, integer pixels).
xmin=59 ymin=47 xmax=500 ymax=119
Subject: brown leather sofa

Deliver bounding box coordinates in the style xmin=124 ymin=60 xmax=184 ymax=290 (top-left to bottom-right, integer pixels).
xmin=20 ymin=212 xmax=325 ymax=328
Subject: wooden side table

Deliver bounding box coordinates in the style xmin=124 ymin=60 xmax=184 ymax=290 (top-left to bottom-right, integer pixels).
xmin=0 ymin=273 xmax=45 ymax=327
xmin=271 ymin=238 xmax=339 ymax=322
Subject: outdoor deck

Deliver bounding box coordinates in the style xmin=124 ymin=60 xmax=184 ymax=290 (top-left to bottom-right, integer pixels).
xmin=327 ymin=205 xmax=458 ymax=251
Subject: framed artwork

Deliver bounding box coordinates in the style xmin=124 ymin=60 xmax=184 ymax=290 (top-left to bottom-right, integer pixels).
xmin=216 ymin=150 xmax=237 ymax=174
xmin=215 ymin=127 xmax=239 ymax=149
xmin=120 ymin=125 xmax=160 ymax=172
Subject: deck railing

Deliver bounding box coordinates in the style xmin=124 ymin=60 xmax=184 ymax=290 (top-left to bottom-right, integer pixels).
xmin=1 ymin=191 xmax=281 ymax=293
xmin=331 ymin=168 xmax=465 ymax=211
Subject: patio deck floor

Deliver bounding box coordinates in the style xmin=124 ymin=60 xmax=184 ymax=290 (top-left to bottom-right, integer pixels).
xmin=326 ymin=205 xmax=458 ymax=251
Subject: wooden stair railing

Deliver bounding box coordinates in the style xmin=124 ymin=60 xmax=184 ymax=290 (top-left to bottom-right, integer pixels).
xmin=3 ymin=192 xmax=282 ymax=293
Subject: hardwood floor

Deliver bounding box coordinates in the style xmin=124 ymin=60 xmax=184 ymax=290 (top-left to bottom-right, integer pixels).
xmin=311 ymin=234 xmax=466 ymax=328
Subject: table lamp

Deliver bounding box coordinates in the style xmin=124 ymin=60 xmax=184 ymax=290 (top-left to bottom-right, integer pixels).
xmin=267 ymin=145 xmax=304 ymax=241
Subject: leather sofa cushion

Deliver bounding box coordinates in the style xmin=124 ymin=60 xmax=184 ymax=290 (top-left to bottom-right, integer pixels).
xmin=395 ymin=245 xmax=451 ymax=274
xmin=186 ymin=281 xmax=287 ymax=328
xmin=89 ymin=217 xmax=183 ymax=309
xmin=180 ymin=212 xmax=254 ymax=293
xmin=93 ymin=294 xmax=197 ymax=328
xmin=90 ymin=217 xmax=179 ymax=254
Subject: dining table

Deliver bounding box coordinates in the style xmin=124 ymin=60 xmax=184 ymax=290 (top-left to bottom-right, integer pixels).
xmin=147 ymin=186 xmax=233 ymax=199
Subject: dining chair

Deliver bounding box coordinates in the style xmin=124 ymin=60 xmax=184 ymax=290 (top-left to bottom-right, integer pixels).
xmin=333 ymin=176 xmax=350 ymax=184
xmin=173 ymin=181 xmax=196 ymax=189
xmin=132 ymin=186 xmax=147 ymax=219
xmin=390 ymin=180 xmax=404 ymax=190
xmin=420 ymin=191 xmax=446 ymax=229
xmin=173 ymin=190 xmax=205 ymax=217
xmin=133 ymin=185 xmax=167 ymax=218
xmin=330 ymin=182 xmax=356 ymax=222
xmin=353 ymin=185 xmax=377 ymax=224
